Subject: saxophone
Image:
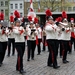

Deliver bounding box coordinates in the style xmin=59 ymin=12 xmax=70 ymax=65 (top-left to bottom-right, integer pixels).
xmin=30 ymin=26 xmax=36 ymax=39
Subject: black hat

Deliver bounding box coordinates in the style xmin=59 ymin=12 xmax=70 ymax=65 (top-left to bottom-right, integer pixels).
xmin=15 ymin=20 xmax=20 ymax=23
xmin=46 ymin=16 xmax=53 ymax=20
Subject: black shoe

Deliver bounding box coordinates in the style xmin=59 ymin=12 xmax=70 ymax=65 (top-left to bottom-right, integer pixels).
xmin=42 ymin=50 xmax=45 ymax=52
xmin=27 ymin=59 xmax=30 ymax=61
xmin=53 ymin=66 xmax=60 ymax=69
xmin=0 ymin=63 xmax=2 ymax=67
xmin=63 ymin=60 xmax=69 ymax=64
xmin=37 ymin=53 xmax=40 ymax=55
xmin=19 ymin=70 xmax=26 ymax=74
xmin=60 ymin=56 xmax=62 ymax=58
xmin=47 ymin=64 xmax=53 ymax=67
xmin=1 ymin=62 xmax=3 ymax=64
xmin=12 ymin=54 xmax=14 ymax=56
xmin=68 ymin=52 xmax=71 ymax=54
xmin=0 ymin=62 xmax=3 ymax=67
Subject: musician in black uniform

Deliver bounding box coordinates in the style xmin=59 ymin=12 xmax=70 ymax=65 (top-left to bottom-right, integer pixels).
xmin=26 ymin=21 xmax=38 ymax=61
xmin=7 ymin=23 xmax=15 ymax=56
xmin=13 ymin=20 xmax=26 ymax=74
xmin=36 ymin=23 xmax=42 ymax=55
xmin=45 ymin=9 xmax=60 ymax=69
xmin=0 ymin=22 xmax=7 ymax=67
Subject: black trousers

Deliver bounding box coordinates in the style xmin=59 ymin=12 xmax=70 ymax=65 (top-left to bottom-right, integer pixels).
xmin=27 ymin=40 xmax=36 ymax=60
xmin=47 ymin=39 xmax=58 ymax=67
xmin=37 ymin=39 xmax=42 ymax=54
xmin=55 ymin=40 xmax=59 ymax=57
xmin=42 ymin=36 xmax=46 ymax=51
xmin=67 ymin=40 xmax=72 ymax=53
xmin=15 ymin=42 xmax=25 ymax=71
xmin=59 ymin=40 xmax=63 ymax=57
xmin=8 ymin=38 xmax=15 ymax=55
xmin=71 ymin=37 xmax=75 ymax=50
xmin=0 ymin=42 xmax=7 ymax=64
xmin=62 ymin=40 xmax=68 ymax=61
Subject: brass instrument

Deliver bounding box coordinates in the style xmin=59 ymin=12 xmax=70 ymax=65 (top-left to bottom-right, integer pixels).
xmin=31 ymin=29 xmax=36 ymax=39
xmin=42 ymin=28 xmax=46 ymax=36
xmin=29 ymin=25 xmax=36 ymax=39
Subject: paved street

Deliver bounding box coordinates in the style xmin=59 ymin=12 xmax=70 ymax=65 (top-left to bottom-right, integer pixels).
xmin=0 ymin=45 xmax=75 ymax=75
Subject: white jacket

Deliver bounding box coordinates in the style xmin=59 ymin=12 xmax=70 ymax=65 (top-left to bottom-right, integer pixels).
xmin=26 ymin=27 xmax=38 ymax=41
xmin=36 ymin=27 xmax=42 ymax=39
xmin=6 ymin=27 xmax=14 ymax=39
xmin=45 ymin=23 xmax=58 ymax=40
xmin=13 ymin=26 xmax=25 ymax=42
xmin=58 ymin=27 xmax=71 ymax=41
xmin=0 ymin=28 xmax=8 ymax=42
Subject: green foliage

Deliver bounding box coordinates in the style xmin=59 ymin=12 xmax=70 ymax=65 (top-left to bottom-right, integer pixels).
xmin=33 ymin=0 xmax=72 ymax=12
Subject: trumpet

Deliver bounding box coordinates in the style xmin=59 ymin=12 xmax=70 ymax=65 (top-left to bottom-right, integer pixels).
xmin=31 ymin=28 xmax=36 ymax=39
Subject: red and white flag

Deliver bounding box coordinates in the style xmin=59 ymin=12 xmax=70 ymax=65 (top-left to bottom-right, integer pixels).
xmin=30 ymin=0 xmax=34 ymax=12
xmin=27 ymin=0 xmax=36 ymax=21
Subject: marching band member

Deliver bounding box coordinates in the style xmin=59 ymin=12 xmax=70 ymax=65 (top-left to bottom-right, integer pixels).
xmin=70 ymin=18 xmax=75 ymax=52
xmin=26 ymin=16 xmax=38 ymax=61
xmin=13 ymin=10 xmax=26 ymax=74
xmin=42 ymin=26 xmax=46 ymax=51
xmin=0 ymin=12 xmax=8 ymax=67
xmin=59 ymin=11 xmax=71 ymax=63
xmin=36 ymin=23 xmax=42 ymax=55
xmin=34 ymin=17 xmax=42 ymax=55
xmin=45 ymin=9 xmax=60 ymax=69
xmin=54 ymin=17 xmax=63 ymax=57
xmin=67 ymin=18 xmax=74 ymax=54
xmin=7 ymin=15 xmax=15 ymax=57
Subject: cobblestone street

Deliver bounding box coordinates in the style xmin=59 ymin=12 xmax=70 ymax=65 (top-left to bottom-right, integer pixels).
xmin=0 ymin=45 xmax=75 ymax=75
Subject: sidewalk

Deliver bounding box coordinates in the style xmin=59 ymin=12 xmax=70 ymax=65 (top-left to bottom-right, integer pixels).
xmin=0 ymin=46 xmax=75 ymax=75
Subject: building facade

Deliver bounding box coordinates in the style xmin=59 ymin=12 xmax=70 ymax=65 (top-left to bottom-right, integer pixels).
xmin=62 ymin=0 xmax=75 ymax=11
xmin=0 ymin=0 xmax=75 ymax=20
xmin=9 ymin=0 xmax=24 ymax=18
xmin=0 ymin=0 xmax=9 ymax=20
xmin=24 ymin=0 xmax=75 ymax=16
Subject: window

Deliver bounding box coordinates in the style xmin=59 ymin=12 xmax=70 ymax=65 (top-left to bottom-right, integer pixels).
xmin=1 ymin=1 xmax=4 ymax=6
xmin=20 ymin=13 xmax=22 ymax=17
xmin=73 ymin=6 xmax=75 ymax=11
xmin=15 ymin=4 xmax=18 ymax=9
xmin=10 ymin=4 xmax=13 ymax=9
xmin=20 ymin=3 xmax=22 ymax=9
xmin=68 ymin=7 xmax=72 ymax=11
xmin=11 ymin=13 xmax=13 ymax=15
xmin=5 ymin=1 xmax=8 ymax=6
xmin=1 ymin=9 xmax=4 ymax=13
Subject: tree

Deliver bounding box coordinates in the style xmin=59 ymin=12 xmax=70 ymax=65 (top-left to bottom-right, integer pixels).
xmin=33 ymin=0 xmax=71 ymax=12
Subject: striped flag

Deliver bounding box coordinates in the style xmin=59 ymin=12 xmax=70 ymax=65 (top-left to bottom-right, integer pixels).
xmin=30 ymin=0 xmax=34 ymax=12
xmin=38 ymin=0 xmax=40 ymax=12
xmin=27 ymin=0 xmax=36 ymax=21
